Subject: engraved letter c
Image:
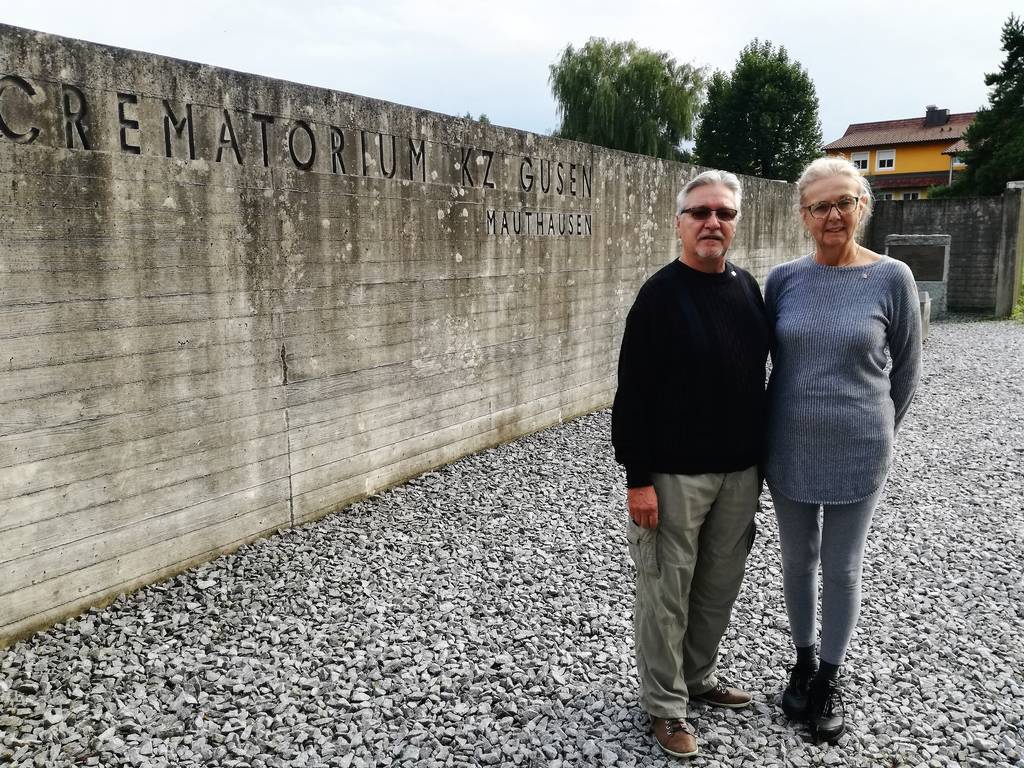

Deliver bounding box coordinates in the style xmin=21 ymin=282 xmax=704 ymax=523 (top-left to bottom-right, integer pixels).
xmin=0 ymin=75 xmax=40 ymax=144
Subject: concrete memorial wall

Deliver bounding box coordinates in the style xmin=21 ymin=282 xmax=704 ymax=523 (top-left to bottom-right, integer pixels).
xmin=0 ymin=24 xmax=807 ymax=645
xmin=866 ymin=190 xmax=1024 ymax=316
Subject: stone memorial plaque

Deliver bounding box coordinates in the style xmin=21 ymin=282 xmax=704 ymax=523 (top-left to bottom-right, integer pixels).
xmin=888 ymin=245 xmax=946 ymax=281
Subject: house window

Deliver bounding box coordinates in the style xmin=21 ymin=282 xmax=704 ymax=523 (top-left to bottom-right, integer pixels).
xmin=876 ymin=149 xmax=895 ymax=170
xmin=951 ymin=155 xmax=964 ymax=167
xmin=851 ymin=152 xmax=869 ymax=170
xmin=903 ymin=191 xmax=920 ymax=200
xmin=877 ymin=192 xmax=894 ymax=201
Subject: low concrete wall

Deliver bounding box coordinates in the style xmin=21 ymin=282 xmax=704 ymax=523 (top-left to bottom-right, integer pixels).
xmin=0 ymin=24 xmax=806 ymax=646
xmin=865 ymin=190 xmax=1024 ymax=315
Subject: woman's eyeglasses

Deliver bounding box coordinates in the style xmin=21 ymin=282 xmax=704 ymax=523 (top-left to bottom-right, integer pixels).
xmin=679 ymin=206 xmax=739 ymax=222
xmin=805 ymin=197 xmax=860 ymax=219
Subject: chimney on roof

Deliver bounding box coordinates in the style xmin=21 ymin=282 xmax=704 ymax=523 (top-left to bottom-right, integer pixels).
xmin=925 ymin=105 xmax=950 ymax=127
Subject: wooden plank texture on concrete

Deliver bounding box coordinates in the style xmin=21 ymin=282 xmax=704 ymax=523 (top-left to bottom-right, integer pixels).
xmin=0 ymin=22 xmax=808 ymax=647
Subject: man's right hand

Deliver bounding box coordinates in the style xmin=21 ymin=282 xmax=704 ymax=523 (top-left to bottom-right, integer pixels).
xmin=627 ymin=485 xmax=659 ymax=529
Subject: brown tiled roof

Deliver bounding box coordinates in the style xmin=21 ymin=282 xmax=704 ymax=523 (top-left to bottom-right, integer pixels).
xmin=942 ymin=138 xmax=968 ymax=155
xmin=868 ymin=171 xmax=950 ymax=190
xmin=824 ymin=112 xmax=975 ymax=150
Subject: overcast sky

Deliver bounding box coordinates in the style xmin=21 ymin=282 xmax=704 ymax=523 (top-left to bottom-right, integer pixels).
xmin=2 ymin=0 xmax=1018 ymax=147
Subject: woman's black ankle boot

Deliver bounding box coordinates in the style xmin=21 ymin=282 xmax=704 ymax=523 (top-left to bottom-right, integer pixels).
xmin=808 ymin=665 xmax=845 ymax=743
xmin=780 ymin=645 xmax=816 ymax=720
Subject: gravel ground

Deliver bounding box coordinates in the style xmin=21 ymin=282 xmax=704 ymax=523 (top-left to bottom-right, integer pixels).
xmin=2 ymin=317 xmax=1023 ymax=768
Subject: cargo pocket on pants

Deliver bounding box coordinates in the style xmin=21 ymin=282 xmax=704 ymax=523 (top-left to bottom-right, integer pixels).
xmin=627 ymin=521 xmax=660 ymax=577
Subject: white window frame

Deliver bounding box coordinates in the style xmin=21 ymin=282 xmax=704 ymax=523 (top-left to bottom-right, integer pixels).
xmin=851 ymin=151 xmax=869 ymax=171
xmin=876 ymin=149 xmax=895 ymax=171
xmin=950 ymin=155 xmax=964 ymax=167
xmin=877 ymin=192 xmax=894 ymax=201
xmin=902 ymin=191 xmax=920 ymax=201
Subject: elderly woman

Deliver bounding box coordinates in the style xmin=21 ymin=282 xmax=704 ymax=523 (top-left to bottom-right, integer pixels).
xmin=764 ymin=157 xmax=922 ymax=742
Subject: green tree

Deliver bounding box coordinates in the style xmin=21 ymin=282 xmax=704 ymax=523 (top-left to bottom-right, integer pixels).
xmin=549 ymin=38 xmax=704 ymax=161
xmin=936 ymin=14 xmax=1024 ymax=197
xmin=694 ymin=40 xmax=822 ymax=181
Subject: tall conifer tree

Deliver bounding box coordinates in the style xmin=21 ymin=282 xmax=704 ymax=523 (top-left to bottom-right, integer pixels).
xmin=939 ymin=14 xmax=1024 ymax=196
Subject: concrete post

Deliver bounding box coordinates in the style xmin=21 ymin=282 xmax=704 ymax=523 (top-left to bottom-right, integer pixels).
xmin=994 ymin=187 xmax=1024 ymax=317
xmin=919 ymin=292 xmax=931 ymax=341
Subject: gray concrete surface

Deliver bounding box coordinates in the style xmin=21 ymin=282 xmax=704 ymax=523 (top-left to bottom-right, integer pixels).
xmin=0 ymin=21 xmax=808 ymax=643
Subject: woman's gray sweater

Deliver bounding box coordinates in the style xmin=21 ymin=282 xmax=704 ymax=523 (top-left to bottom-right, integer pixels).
xmin=764 ymin=255 xmax=922 ymax=504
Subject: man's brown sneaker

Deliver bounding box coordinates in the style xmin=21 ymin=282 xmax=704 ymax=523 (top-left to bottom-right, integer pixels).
xmin=691 ymin=681 xmax=752 ymax=709
xmin=652 ymin=717 xmax=698 ymax=758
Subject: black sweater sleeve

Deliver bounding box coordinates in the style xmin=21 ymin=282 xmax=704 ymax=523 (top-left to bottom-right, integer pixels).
xmin=611 ymin=286 xmax=657 ymax=488
xmin=611 ymin=261 xmax=768 ymax=483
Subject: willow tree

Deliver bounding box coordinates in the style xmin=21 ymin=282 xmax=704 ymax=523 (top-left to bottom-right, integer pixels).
xmin=549 ymin=38 xmax=705 ymax=161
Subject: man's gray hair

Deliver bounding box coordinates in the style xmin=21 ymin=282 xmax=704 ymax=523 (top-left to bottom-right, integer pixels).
xmin=676 ymin=170 xmax=743 ymax=217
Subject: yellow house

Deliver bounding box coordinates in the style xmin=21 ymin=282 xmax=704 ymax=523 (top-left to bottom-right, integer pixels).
xmin=823 ymin=106 xmax=974 ymax=200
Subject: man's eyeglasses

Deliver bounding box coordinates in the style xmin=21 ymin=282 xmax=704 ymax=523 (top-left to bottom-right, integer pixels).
xmin=679 ymin=206 xmax=739 ymax=222
xmin=805 ymin=196 xmax=860 ymax=219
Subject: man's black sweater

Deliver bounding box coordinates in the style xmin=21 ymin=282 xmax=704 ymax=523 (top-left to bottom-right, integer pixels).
xmin=611 ymin=259 xmax=771 ymax=488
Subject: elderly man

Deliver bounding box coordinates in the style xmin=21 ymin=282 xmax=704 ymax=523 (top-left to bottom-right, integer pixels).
xmin=611 ymin=170 xmax=770 ymax=759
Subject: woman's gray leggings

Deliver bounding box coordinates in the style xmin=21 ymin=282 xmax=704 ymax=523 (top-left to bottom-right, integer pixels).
xmin=770 ymin=485 xmax=883 ymax=666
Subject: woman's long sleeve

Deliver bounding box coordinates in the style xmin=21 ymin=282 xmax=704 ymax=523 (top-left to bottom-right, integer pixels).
xmin=888 ymin=267 xmax=923 ymax=432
